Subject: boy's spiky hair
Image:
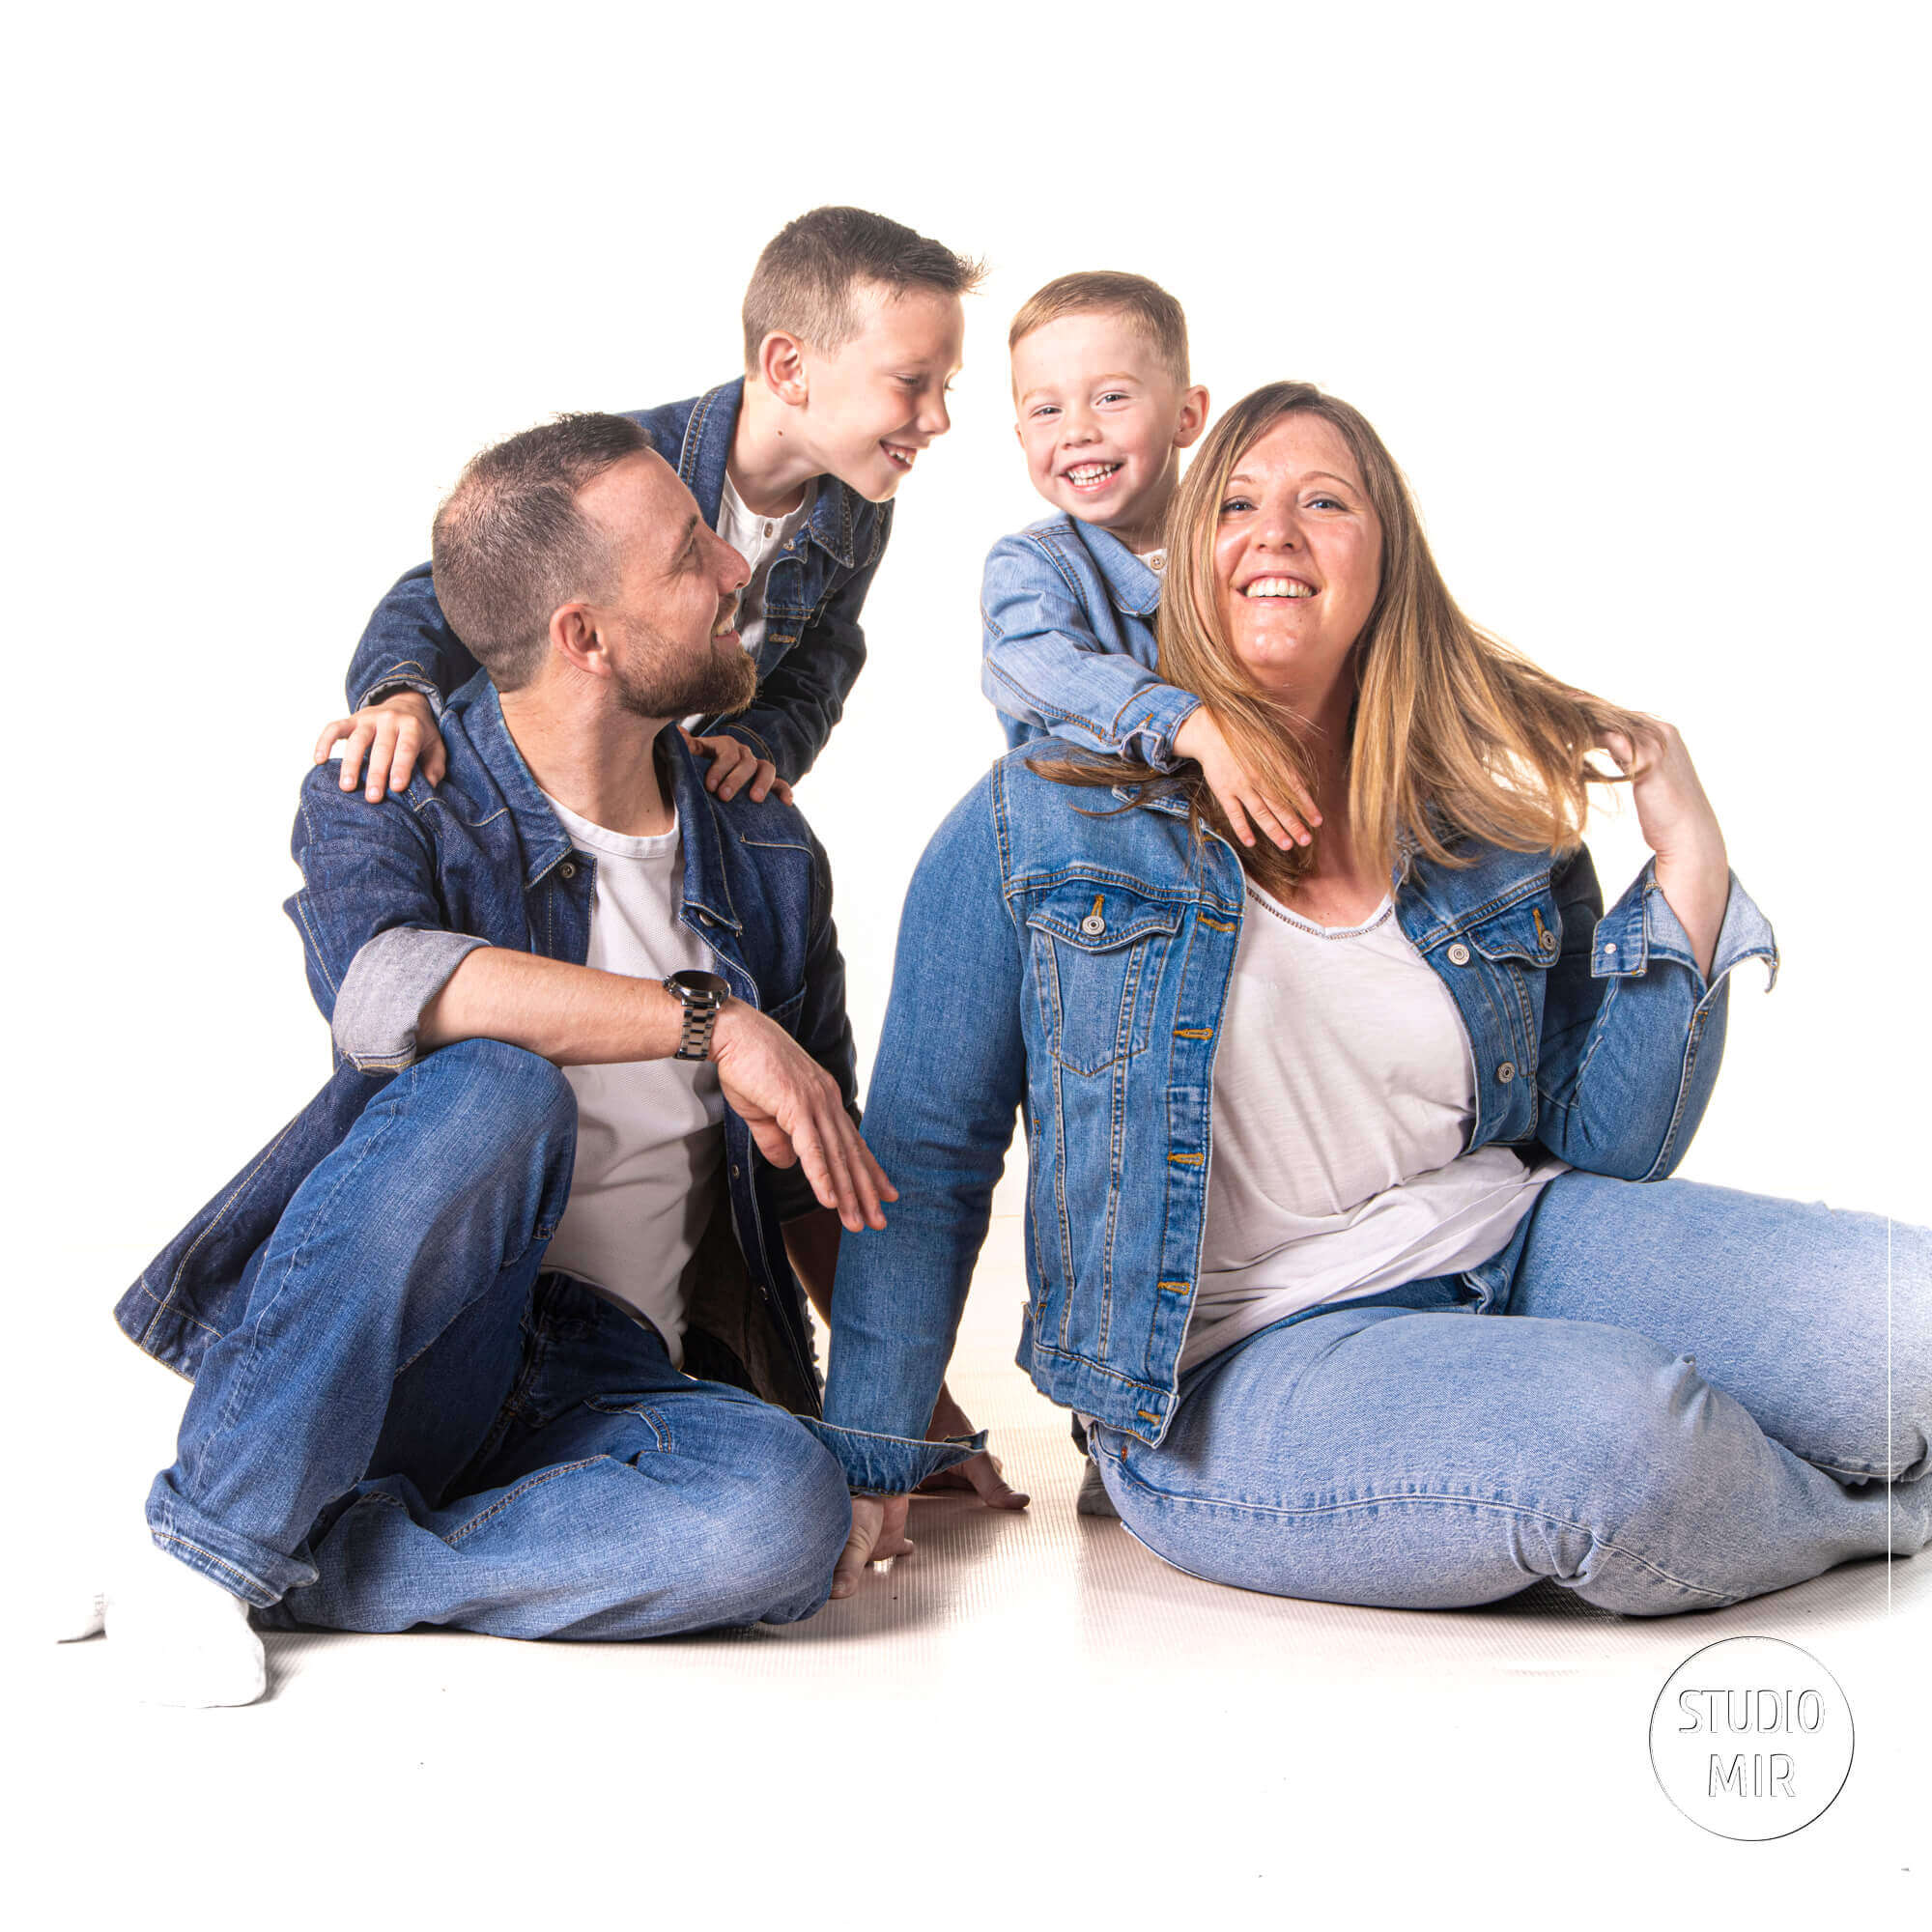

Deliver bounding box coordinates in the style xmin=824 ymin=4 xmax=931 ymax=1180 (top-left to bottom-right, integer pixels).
xmin=1009 ymin=270 xmax=1190 ymax=386
xmin=741 ymin=206 xmax=982 ymax=364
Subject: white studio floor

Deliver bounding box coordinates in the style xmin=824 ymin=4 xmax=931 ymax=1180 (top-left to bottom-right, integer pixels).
xmin=16 ymin=1214 xmax=1927 ymax=1927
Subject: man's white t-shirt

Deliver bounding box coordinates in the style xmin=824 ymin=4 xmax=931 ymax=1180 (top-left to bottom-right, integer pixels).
xmin=1179 ymin=879 xmax=1566 ymax=1372
xmin=536 ymin=792 xmax=725 ymax=1361
xmin=716 ymin=469 xmax=815 ymax=660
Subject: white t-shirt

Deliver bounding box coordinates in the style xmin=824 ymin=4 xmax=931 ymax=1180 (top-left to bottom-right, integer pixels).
xmin=1179 ymin=879 xmax=1565 ymax=1373
xmin=716 ymin=469 xmax=815 ymax=660
xmin=536 ymin=792 xmax=725 ymax=1361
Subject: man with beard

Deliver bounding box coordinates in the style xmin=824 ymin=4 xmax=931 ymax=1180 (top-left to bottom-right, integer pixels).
xmin=87 ymin=414 xmax=967 ymax=1706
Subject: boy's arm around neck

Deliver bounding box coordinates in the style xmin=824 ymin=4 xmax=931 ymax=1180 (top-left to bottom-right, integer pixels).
xmin=980 ymin=528 xmax=1200 ymax=765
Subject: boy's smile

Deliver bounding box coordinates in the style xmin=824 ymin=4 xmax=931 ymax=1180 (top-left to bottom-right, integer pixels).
xmin=1011 ymin=311 xmax=1208 ymax=552
xmin=796 ymin=281 xmax=964 ymax=503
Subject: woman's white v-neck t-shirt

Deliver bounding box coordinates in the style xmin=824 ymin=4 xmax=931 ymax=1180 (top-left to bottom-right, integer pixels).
xmin=1181 ymin=879 xmax=1565 ymax=1373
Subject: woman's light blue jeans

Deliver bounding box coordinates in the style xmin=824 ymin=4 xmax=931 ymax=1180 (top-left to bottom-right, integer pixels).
xmin=1089 ymin=1173 xmax=1931 ymax=1615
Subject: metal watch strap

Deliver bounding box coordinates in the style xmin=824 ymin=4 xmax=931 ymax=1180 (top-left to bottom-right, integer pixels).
xmin=666 ymin=973 xmax=726 ymax=1062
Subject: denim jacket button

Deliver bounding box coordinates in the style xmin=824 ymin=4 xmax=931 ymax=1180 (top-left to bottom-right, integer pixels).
xmin=1081 ymin=913 xmax=1106 ymax=937
xmin=1447 ymin=942 xmax=1471 ymax=966
xmin=559 ymin=861 xmax=576 ymax=880
xmin=1497 ymin=1061 xmax=1516 ymax=1083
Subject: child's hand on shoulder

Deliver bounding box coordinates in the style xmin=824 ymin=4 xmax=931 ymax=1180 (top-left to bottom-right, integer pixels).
xmin=682 ymin=729 xmax=792 ymax=805
xmin=314 ymin=692 xmax=447 ymax=803
xmin=1173 ymin=707 xmax=1318 ymax=851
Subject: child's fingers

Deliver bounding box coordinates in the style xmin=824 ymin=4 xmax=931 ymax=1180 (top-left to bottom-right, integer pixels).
xmin=1247 ymin=794 xmax=1312 ymax=850
xmin=337 ymin=723 xmax=376 ymax=791
xmin=1222 ymin=792 xmax=1257 ymax=848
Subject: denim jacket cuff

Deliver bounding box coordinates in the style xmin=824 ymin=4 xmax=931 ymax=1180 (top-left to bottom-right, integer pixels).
xmin=355 ymin=672 xmax=446 ymax=720
xmin=795 ymin=1418 xmax=986 ymax=1496
xmin=1120 ymin=687 xmax=1203 ymax=771
xmin=1590 ymin=861 xmax=1779 ymax=993
xmin=331 ymin=928 xmax=490 ymax=1072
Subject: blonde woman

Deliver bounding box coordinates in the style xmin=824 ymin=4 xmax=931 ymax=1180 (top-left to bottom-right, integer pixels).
xmin=803 ymin=382 xmax=1929 ymax=1615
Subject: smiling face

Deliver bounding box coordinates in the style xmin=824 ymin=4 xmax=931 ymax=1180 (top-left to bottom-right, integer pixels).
xmin=790 ymin=280 xmax=965 ymax=502
xmin=573 ymin=450 xmax=757 ymax=718
xmin=1212 ymin=412 xmax=1383 ymax=715
xmin=1010 ymin=310 xmax=1207 ymax=548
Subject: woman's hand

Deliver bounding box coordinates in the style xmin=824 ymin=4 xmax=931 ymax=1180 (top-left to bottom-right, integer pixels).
xmin=1598 ymin=718 xmax=1729 ymax=980
xmin=1174 ymin=706 xmax=1317 ymax=850
xmin=314 ymin=692 xmax=447 ymax=802
xmin=832 ymin=1494 xmax=913 ymax=1599
xmin=915 ymin=1382 xmax=1030 ymax=1510
xmin=682 ymin=728 xmax=791 ymax=805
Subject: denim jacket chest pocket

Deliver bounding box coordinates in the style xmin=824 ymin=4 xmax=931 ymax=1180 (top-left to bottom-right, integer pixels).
xmin=1431 ymin=887 xmax=1562 ymax=1144
xmin=1022 ymin=882 xmax=1184 ymax=1077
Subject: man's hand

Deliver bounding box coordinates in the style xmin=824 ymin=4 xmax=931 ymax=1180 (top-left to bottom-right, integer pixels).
xmin=682 ymin=728 xmax=791 ymax=805
xmin=711 ymin=1004 xmax=895 ymax=1234
xmin=1174 ymin=706 xmax=1317 ymax=851
xmin=315 ymin=692 xmax=447 ymax=802
xmin=915 ymin=1382 xmax=1029 ymax=1510
xmin=832 ymin=1494 xmax=913 ymax=1600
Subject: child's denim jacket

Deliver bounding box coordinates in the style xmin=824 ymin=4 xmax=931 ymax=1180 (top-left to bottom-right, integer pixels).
xmin=345 ymin=380 xmax=892 ymax=785
xmin=980 ymin=514 xmax=1199 ymax=764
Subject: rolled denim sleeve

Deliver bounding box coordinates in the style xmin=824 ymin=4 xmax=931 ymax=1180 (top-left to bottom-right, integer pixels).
xmin=980 ymin=533 xmax=1200 ymax=766
xmin=804 ymin=772 xmax=1028 ymax=1494
xmin=345 ymin=563 xmax=481 ymax=717
xmin=285 ymin=765 xmax=472 ymax=1071
xmin=331 ymin=926 xmax=489 ymax=1073
xmin=1537 ymin=849 xmax=1777 ymax=1180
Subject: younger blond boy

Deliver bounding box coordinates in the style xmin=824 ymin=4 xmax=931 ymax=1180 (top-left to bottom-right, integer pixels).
xmin=981 ymin=271 xmax=1308 ymax=851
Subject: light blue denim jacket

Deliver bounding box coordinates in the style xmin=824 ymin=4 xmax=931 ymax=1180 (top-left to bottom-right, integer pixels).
xmin=980 ymin=516 xmax=1200 ymax=762
xmin=802 ymin=750 xmax=1778 ymax=1495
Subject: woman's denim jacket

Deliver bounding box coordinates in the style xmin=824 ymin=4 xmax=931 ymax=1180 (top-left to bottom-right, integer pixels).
xmin=804 ymin=750 xmax=1778 ymax=1495
xmin=345 ymin=381 xmax=892 ymax=785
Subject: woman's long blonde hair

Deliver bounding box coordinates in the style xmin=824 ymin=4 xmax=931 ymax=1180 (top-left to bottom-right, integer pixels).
xmin=1035 ymin=382 xmax=1646 ymax=895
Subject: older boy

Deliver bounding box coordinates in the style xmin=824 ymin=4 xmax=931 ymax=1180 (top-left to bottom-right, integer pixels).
xmin=982 ymin=270 xmax=1310 ymax=853
xmin=324 ymin=206 xmax=979 ymax=803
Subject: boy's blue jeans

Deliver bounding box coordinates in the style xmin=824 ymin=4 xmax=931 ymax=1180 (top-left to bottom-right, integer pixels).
xmin=146 ymin=1040 xmax=851 ymax=1639
xmin=1091 ymin=1173 xmax=1931 ymax=1614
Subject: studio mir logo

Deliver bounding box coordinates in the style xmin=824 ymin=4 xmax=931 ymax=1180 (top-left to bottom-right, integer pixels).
xmin=1649 ymin=1636 xmax=1855 ymax=1840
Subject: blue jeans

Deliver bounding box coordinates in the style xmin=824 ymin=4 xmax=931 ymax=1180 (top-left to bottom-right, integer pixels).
xmin=1090 ymin=1173 xmax=1931 ymax=1615
xmin=147 ymin=1040 xmax=850 ymax=1639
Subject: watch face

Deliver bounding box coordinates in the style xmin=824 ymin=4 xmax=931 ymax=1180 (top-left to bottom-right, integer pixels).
xmin=668 ymin=970 xmax=730 ymax=1003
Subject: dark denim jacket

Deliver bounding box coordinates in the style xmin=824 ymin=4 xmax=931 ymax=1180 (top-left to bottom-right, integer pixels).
xmin=806 ymin=751 xmax=1778 ymax=1494
xmin=344 ymin=380 xmax=893 ymax=784
xmin=116 ymin=673 xmax=860 ymax=1412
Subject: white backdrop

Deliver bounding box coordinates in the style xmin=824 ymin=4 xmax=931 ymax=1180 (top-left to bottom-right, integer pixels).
xmin=11 ymin=0 xmax=1928 ymax=1915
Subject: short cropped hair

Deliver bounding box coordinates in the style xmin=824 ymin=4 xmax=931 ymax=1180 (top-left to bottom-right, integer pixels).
xmin=1008 ymin=270 xmax=1191 ymax=386
xmin=431 ymin=412 xmax=650 ymax=692
xmin=741 ymin=205 xmax=983 ymax=365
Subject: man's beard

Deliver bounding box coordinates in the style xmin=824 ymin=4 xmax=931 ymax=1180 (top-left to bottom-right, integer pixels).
xmin=611 ymin=618 xmax=758 ymax=722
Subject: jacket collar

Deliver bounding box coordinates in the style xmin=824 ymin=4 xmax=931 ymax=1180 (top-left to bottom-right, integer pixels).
xmin=677 ymin=376 xmax=861 ymax=571
xmin=449 ymin=675 xmax=743 ymax=929
xmin=1072 ymin=519 xmax=1163 ymax=619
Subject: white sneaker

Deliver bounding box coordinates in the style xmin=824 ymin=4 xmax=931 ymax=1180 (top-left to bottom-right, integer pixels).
xmin=1075 ymin=1457 xmax=1120 ymax=1520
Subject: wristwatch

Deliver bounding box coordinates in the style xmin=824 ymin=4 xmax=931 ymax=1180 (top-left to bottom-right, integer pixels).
xmin=664 ymin=970 xmax=731 ymax=1062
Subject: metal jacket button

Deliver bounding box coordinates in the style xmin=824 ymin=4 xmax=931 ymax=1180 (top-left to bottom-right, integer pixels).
xmin=1447 ymin=942 xmax=1471 ymax=966
xmin=559 ymin=861 xmax=576 ymax=880
xmin=1080 ymin=894 xmax=1107 ymax=937
xmin=1497 ymin=1061 xmax=1516 ymax=1083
